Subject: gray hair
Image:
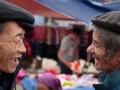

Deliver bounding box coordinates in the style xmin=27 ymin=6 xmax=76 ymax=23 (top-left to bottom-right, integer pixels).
xmin=93 ymin=24 xmax=120 ymax=60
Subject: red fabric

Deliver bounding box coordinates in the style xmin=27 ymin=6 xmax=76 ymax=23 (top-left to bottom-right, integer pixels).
xmin=32 ymin=25 xmax=42 ymax=41
xmin=50 ymin=27 xmax=54 ymax=44
xmin=56 ymin=28 xmax=61 ymax=42
xmin=24 ymin=39 xmax=32 ymax=56
xmin=41 ymin=26 xmax=47 ymax=42
xmin=45 ymin=69 xmax=58 ymax=75
xmin=65 ymin=28 xmax=72 ymax=35
xmin=25 ymin=31 xmax=33 ymax=39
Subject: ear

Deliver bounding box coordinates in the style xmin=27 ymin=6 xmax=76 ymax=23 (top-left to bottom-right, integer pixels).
xmin=114 ymin=50 xmax=120 ymax=61
xmin=118 ymin=58 xmax=120 ymax=62
xmin=116 ymin=49 xmax=120 ymax=57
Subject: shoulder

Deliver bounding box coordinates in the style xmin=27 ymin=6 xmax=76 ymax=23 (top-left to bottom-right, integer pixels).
xmin=62 ymin=35 xmax=70 ymax=41
xmin=61 ymin=35 xmax=70 ymax=43
xmin=113 ymin=85 xmax=120 ymax=90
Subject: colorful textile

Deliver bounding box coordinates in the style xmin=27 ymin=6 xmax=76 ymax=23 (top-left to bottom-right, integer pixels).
xmin=37 ymin=73 xmax=62 ymax=90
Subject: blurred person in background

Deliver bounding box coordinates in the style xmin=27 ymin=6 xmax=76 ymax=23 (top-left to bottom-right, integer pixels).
xmin=0 ymin=0 xmax=34 ymax=90
xmin=37 ymin=73 xmax=62 ymax=90
xmin=87 ymin=11 xmax=120 ymax=90
xmin=58 ymin=26 xmax=82 ymax=74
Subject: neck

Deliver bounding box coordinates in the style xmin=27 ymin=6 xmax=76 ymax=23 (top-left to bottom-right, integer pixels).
xmin=70 ymin=34 xmax=75 ymax=41
xmin=105 ymin=62 xmax=120 ymax=76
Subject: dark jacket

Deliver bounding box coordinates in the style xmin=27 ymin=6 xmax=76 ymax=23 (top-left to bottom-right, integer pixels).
xmin=0 ymin=61 xmax=22 ymax=90
xmin=93 ymin=68 xmax=120 ymax=90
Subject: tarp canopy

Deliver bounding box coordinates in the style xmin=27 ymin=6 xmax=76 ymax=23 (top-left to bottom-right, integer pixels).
xmin=5 ymin=0 xmax=72 ymax=19
xmin=35 ymin=0 xmax=118 ymax=24
xmin=103 ymin=2 xmax=120 ymax=10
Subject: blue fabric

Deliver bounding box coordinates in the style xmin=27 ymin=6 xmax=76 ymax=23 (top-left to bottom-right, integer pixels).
xmin=93 ymin=68 xmax=120 ymax=90
xmin=21 ymin=77 xmax=37 ymax=90
xmin=35 ymin=0 xmax=113 ymax=24
xmin=21 ymin=77 xmax=95 ymax=90
xmin=103 ymin=2 xmax=120 ymax=11
xmin=0 ymin=87 xmax=3 ymax=90
xmin=64 ymin=87 xmax=95 ymax=90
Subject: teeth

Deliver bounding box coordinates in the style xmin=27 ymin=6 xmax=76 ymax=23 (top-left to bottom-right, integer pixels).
xmin=14 ymin=59 xmax=16 ymax=62
xmin=12 ymin=58 xmax=17 ymax=62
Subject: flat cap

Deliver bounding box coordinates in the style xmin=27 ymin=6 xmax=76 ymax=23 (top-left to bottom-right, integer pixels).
xmin=91 ymin=11 xmax=120 ymax=34
xmin=0 ymin=0 xmax=35 ymax=32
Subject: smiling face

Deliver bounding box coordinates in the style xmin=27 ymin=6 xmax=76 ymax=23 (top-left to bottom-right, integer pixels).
xmin=87 ymin=29 xmax=120 ymax=75
xmin=87 ymin=30 xmax=105 ymax=70
xmin=0 ymin=21 xmax=26 ymax=74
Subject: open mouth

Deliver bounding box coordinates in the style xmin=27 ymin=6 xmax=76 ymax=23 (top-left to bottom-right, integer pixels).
xmin=12 ymin=58 xmax=19 ymax=65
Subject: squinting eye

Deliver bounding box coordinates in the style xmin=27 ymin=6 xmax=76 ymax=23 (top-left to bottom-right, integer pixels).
xmin=15 ymin=40 xmax=20 ymax=44
xmin=95 ymin=45 xmax=99 ymax=47
xmin=91 ymin=42 xmax=98 ymax=47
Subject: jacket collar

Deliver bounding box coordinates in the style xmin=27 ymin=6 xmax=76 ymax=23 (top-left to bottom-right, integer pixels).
xmin=93 ymin=68 xmax=120 ymax=90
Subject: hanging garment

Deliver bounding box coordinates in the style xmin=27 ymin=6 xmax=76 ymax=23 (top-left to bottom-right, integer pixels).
xmin=24 ymin=39 xmax=32 ymax=57
xmin=32 ymin=25 xmax=42 ymax=41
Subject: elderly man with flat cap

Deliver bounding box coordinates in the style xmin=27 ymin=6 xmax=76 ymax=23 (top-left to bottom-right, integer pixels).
xmin=87 ymin=11 xmax=120 ymax=90
xmin=0 ymin=0 xmax=35 ymax=90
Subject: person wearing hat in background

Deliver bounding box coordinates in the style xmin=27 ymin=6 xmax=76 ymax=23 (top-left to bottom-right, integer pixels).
xmin=37 ymin=73 xmax=62 ymax=90
xmin=58 ymin=26 xmax=82 ymax=74
xmin=87 ymin=11 xmax=120 ymax=90
xmin=0 ymin=0 xmax=34 ymax=90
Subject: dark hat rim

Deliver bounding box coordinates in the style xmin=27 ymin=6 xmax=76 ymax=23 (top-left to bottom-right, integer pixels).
xmin=91 ymin=11 xmax=120 ymax=34
xmin=91 ymin=19 xmax=120 ymax=34
xmin=17 ymin=21 xmax=35 ymax=32
xmin=0 ymin=0 xmax=35 ymax=32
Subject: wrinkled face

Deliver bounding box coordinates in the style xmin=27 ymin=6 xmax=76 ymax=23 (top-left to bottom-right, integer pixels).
xmin=0 ymin=21 xmax=26 ymax=73
xmin=87 ymin=30 xmax=120 ymax=74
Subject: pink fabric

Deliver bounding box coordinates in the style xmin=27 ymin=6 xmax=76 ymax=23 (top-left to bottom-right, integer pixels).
xmin=17 ymin=69 xmax=26 ymax=78
xmin=37 ymin=73 xmax=62 ymax=90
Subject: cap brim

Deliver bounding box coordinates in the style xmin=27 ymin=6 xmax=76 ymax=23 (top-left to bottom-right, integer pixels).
xmin=17 ymin=21 xmax=35 ymax=32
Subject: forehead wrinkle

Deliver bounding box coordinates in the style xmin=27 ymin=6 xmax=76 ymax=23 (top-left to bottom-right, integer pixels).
xmin=93 ymin=30 xmax=103 ymax=46
xmin=0 ymin=23 xmax=15 ymax=42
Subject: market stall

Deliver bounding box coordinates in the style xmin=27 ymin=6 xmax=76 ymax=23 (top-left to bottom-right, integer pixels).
xmin=16 ymin=68 xmax=99 ymax=90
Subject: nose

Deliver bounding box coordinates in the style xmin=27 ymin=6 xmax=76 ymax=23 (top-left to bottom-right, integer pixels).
xmin=18 ymin=41 xmax=26 ymax=53
xmin=87 ymin=44 xmax=94 ymax=54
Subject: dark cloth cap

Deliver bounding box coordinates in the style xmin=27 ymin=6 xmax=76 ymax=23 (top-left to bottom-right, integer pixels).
xmin=0 ymin=0 xmax=35 ymax=32
xmin=91 ymin=11 xmax=120 ymax=34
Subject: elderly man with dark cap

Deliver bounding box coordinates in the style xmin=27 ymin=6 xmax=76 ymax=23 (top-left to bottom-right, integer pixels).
xmin=0 ymin=0 xmax=35 ymax=90
xmin=87 ymin=11 xmax=120 ymax=90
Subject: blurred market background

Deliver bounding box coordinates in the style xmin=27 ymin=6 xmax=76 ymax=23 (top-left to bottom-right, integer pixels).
xmin=4 ymin=0 xmax=120 ymax=90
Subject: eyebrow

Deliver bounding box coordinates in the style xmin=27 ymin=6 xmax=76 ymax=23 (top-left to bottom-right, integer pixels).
xmin=15 ymin=33 xmax=25 ymax=38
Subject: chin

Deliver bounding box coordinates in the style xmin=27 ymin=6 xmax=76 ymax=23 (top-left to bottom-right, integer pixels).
xmin=7 ymin=68 xmax=16 ymax=73
xmin=95 ymin=66 xmax=102 ymax=71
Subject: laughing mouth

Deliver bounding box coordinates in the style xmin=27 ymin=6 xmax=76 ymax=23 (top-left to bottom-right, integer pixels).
xmin=12 ymin=58 xmax=19 ymax=65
